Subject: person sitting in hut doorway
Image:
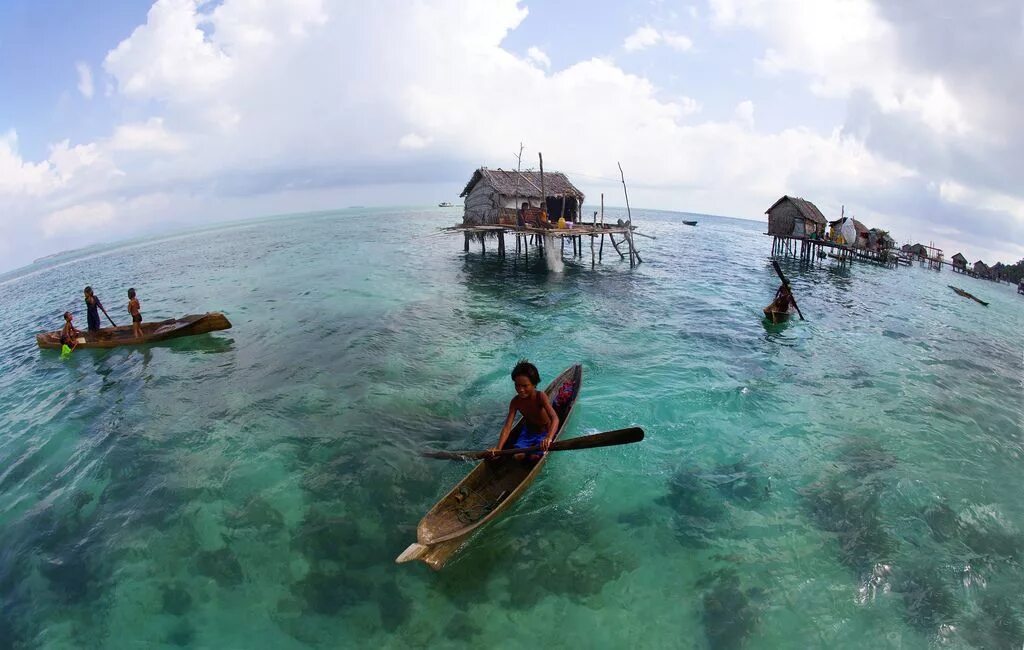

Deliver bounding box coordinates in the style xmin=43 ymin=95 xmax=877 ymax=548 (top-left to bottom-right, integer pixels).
xmin=491 ymin=360 xmax=559 ymax=462
xmin=518 ymin=202 xmax=528 ymax=227
xmin=127 ymin=288 xmax=142 ymax=339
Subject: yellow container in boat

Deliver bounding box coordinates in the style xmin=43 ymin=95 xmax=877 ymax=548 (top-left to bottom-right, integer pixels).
xmin=557 ymin=217 xmax=567 ymax=229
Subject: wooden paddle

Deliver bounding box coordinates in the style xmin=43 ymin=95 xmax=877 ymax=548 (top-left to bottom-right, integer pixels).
xmin=99 ymin=303 xmax=117 ymax=327
xmin=422 ymin=426 xmax=645 ymax=461
xmin=771 ymin=260 xmax=805 ymax=320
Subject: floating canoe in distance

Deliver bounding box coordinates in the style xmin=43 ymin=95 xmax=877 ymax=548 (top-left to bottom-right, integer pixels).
xmin=948 ymin=285 xmax=988 ymax=306
xmin=397 ymin=364 xmax=583 ymax=570
xmin=36 ymin=312 xmax=232 ymax=349
xmin=682 ymin=220 xmax=698 ymax=226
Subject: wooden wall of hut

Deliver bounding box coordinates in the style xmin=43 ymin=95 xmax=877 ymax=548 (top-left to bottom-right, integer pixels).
xmin=767 ymin=203 xmax=799 ymax=236
xmin=462 ymin=183 xmax=497 ymax=224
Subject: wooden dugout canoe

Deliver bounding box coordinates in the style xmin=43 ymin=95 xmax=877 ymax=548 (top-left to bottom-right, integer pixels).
xmin=397 ymin=363 xmax=583 ymax=570
xmin=36 ymin=312 xmax=232 ymax=349
xmin=762 ymin=306 xmax=791 ymax=323
xmin=948 ymin=285 xmax=988 ymax=306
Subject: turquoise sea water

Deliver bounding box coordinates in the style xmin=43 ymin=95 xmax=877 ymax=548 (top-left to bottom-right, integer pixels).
xmin=1 ymin=207 xmax=1022 ymax=648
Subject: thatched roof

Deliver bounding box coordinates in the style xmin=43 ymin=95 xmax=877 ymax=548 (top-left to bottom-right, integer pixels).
xmin=765 ymin=195 xmax=827 ymax=224
xmin=851 ymin=218 xmax=869 ymax=235
xmin=952 ymin=253 xmax=967 ymax=264
xmin=460 ymin=167 xmax=584 ymax=201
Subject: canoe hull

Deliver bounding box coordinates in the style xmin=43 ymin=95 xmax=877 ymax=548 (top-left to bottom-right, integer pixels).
xmin=763 ymin=306 xmax=790 ymax=323
xmin=36 ymin=312 xmax=232 ymax=349
xmin=398 ymin=364 xmax=583 ymax=570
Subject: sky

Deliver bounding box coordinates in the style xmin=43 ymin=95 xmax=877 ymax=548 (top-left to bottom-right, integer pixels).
xmin=1 ymin=0 xmax=1023 ymax=273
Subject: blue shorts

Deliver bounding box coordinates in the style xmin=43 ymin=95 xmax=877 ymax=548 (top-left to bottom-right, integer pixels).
xmin=512 ymin=424 xmax=547 ymax=455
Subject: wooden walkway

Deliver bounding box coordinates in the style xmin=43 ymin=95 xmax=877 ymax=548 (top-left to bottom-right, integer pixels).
xmin=448 ymin=223 xmax=644 ymax=268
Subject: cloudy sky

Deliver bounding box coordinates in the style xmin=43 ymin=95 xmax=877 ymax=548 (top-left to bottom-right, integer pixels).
xmin=1 ymin=0 xmax=1022 ymax=273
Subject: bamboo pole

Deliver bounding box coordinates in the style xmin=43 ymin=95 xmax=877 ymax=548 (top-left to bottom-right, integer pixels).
xmin=618 ymin=162 xmax=638 ymax=267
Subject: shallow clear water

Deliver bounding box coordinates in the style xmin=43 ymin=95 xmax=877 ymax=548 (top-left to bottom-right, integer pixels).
xmin=1 ymin=207 xmax=1022 ymax=648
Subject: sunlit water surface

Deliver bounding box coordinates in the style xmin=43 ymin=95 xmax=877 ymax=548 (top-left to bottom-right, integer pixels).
xmin=1 ymin=208 xmax=1022 ymax=648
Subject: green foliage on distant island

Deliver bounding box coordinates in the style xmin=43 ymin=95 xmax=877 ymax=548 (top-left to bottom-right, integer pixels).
xmin=991 ymin=259 xmax=1024 ymax=284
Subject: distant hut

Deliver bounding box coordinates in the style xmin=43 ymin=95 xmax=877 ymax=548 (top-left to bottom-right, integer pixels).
xmin=851 ymin=219 xmax=869 ymax=249
xmin=951 ymin=252 xmax=968 ymax=273
xmin=900 ymin=243 xmax=912 ymax=253
xmin=765 ymin=196 xmax=827 ymax=238
xmin=909 ymin=243 xmax=929 ymax=259
xmin=973 ymin=260 xmax=990 ymax=277
xmin=459 ymin=167 xmax=584 ymax=226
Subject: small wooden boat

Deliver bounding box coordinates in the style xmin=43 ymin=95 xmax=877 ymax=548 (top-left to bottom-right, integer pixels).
xmin=763 ymin=306 xmax=791 ymax=323
xmin=438 ymin=201 xmax=454 ymax=207
xmin=397 ymin=364 xmax=583 ymax=570
xmin=682 ymin=220 xmax=698 ymax=226
xmin=948 ymin=285 xmax=988 ymax=306
xmin=36 ymin=312 xmax=232 ymax=349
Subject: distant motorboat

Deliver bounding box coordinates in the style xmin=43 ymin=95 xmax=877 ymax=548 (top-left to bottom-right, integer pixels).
xmin=682 ymin=220 xmax=698 ymax=226
xmin=438 ymin=201 xmax=455 ymax=207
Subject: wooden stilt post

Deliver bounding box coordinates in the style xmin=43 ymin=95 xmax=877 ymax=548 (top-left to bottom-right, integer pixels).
xmin=464 ymin=232 xmax=470 ymax=252
xmin=481 ymin=236 xmax=485 ymax=255
xmin=498 ymin=231 xmax=505 ymax=257
xmin=599 ymin=234 xmax=604 ymax=261
xmin=609 ymin=234 xmax=625 ymax=259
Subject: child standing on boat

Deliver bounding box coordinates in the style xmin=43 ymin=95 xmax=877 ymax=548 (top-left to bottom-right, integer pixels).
xmin=127 ymin=288 xmax=142 ymax=339
xmin=83 ymin=286 xmax=104 ymax=332
xmin=492 ymin=360 xmax=559 ymax=462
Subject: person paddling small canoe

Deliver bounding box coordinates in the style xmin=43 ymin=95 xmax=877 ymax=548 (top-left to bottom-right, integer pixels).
xmin=764 ymin=283 xmax=797 ymax=323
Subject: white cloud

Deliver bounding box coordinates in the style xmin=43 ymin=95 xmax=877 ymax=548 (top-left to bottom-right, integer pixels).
xmin=526 ymin=46 xmax=550 ymax=68
xmin=663 ymin=33 xmax=693 ymax=51
xmin=624 ymin=26 xmax=661 ymax=51
xmin=0 ymin=131 xmax=55 ymax=196
xmin=108 ymin=118 xmax=186 ymax=152
xmin=42 ymin=202 xmax=116 ymax=238
xmin=734 ymin=99 xmax=754 ymax=126
xmin=398 ymin=133 xmax=432 ymax=150
xmin=0 ymin=0 xmax=1021 ymax=270
xmin=624 ymin=26 xmax=692 ymax=53
xmin=75 ymin=62 xmax=94 ymax=99
xmin=709 ymin=0 xmax=972 ymax=136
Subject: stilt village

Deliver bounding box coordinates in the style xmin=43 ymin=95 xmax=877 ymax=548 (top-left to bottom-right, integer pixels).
xmin=442 ymin=156 xmax=1023 ymax=296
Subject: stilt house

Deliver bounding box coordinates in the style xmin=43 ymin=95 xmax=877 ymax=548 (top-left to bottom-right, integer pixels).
xmin=951 ymin=253 xmax=967 ymax=272
xmin=459 ymin=168 xmax=585 ymax=226
xmin=974 ymin=260 xmax=990 ymax=278
xmin=851 ymin=218 xmax=869 ymax=249
xmin=765 ymin=196 xmax=827 ymax=238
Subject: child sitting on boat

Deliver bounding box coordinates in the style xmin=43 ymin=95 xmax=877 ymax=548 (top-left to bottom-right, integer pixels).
xmin=492 ymin=360 xmax=559 ymax=462
xmin=127 ymin=288 xmax=142 ymax=339
xmin=59 ymin=312 xmax=80 ymax=350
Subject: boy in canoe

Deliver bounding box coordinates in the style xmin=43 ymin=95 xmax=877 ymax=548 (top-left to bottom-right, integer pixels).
xmin=127 ymin=288 xmax=142 ymax=339
xmin=492 ymin=360 xmax=559 ymax=462
xmin=60 ymin=311 xmax=80 ymax=351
